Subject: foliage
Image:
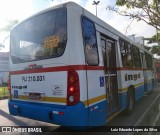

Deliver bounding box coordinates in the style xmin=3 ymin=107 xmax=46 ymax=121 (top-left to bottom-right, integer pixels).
xmin=145 ymin=33 xmax=160 ymax=44
xmin=144 ymin=45 xmax=160 ymax=56
xmin=107 ymin=0 xmax=160 ymax=31
xmin=107 ymin=0 xmax=160 ymax=56
xmin=145 ymin=32 xmax=160 ymax=56
xmin=151 ymin=45 xmax=160 ymax=56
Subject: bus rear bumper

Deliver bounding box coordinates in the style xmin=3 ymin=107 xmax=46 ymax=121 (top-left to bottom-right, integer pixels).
xmin=8 ymin=100 xmax=88 ymax=127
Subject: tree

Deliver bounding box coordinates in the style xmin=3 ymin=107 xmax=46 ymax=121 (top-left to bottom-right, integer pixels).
xmin=144 ymin=45 xmax=160 ymax=56
xmin=144 ymin=32 xmax=160 ymax=56
xmin=107 ymin=0 xmax=160 ymax=31
xmin=107 ymin=0 xmax=160 ymax=56
xmin=145 ymin=32 xmax=160 ymax=44
xmin=0 ymin=19 xmax=18 ymax=32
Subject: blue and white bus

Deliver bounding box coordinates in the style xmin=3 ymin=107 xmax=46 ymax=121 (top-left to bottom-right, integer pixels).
xmin=8 ymin=2 xmax=155 ymax=127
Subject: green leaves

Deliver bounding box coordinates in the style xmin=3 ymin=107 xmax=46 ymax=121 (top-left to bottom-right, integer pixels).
xmin=116 ymin=0 xmax=127 ymax=6
xmin=145 ymin=33 xmax=160 ymax=44
xmin=109 ymin=0 xmax=160 ymax=31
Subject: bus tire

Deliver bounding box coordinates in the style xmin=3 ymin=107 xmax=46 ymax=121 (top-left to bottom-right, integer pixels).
xmin=125 ymin=88 xmax=134 ymax=115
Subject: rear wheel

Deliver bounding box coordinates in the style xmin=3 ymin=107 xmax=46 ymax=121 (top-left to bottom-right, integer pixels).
xmin=125 ymin=88 xmax=134 ymax=114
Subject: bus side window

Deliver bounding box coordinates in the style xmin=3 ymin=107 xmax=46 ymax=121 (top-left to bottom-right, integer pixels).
xmin=120 ymin=39 xmax=133 ymax=67
xmin=132 ymin=46 xmax=141 ymax=68
xmin=82 ymin=17 xmax=99 ymax=66
xmin=145 ymin=53 xmax=153 ymax=69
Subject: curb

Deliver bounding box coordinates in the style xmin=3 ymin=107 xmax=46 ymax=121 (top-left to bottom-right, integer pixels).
xmin=0 ymin=96 xmax=9 ymax=100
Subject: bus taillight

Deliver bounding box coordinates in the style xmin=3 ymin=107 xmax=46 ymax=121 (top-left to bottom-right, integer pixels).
xmin=69 ymin=86 xmax=74 ymax=92
xmin=67 ymin=70 xmax=80 ymax=106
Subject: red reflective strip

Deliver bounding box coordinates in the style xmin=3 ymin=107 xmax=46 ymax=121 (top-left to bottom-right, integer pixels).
xmin=10 ymin=65 xmax=104 ymax=75
xmin=10 ymin=65 xmax=150 ymax=75
xmin=59 ymin=112 xmax=64 ymax=115
xmin=10 ymin=66 xmax=72 ymax=75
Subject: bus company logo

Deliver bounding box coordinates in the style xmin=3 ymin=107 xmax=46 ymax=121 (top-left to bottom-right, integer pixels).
xmin=14 ymin=90 xmax=18 ymax=98
xmin=2 ymin=127 xmax=11 ymax=132
xmin=125 ymin=73 xmax=141 ymax=81
xmin=99 ymin=77 xmax=104 ymax=87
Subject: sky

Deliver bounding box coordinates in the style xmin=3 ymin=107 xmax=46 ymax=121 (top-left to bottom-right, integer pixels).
xmin=0 ymin=0 xmax=156 ymax=47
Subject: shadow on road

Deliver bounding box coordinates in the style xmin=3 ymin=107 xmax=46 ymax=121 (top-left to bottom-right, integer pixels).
xmin=0 ymin=109 xmax=29 ymax=126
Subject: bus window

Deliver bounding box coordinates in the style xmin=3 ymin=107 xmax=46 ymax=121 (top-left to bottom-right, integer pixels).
xmin=132 ymin=46 xmax=141 ymax=68
xmin=101 ymin=39 xmax=107 ymax=68
xmin=82 ymin=17 xmax=99 ymax=66
xmin=120 ymin=39 xmax=133 ymax=67
xmin=10 ymin=7 xmax=67 ymax=64
xmin=145 ymin=53 xmax=153 ymax=69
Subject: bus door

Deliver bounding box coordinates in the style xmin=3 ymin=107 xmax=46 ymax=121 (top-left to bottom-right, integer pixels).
xmin=100 ymin=36 xmax=118 ymax=115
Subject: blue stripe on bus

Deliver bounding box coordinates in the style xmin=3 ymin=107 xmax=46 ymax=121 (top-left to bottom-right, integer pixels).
xmin=135 ymin=84 xmax=145 ymax=101
xmin=88 ymin=100 xmax=106 ymax=126
xmin=118 ymin=92 xmax=127 ymax=110
xmin=8 ymin=100 xmax=88 ymax=127
xmin=8 ymin=99 xmax=107 ymax=127
xmin=119 ymin=80 xmax=153 ymax=110
xmin=145 ymin=81 xmax=153 ymax=93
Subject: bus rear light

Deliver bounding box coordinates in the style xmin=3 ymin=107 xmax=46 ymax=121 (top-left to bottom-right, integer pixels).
xmin=68 ymin=95 xmax=74 ymax=102
xmin=69 ymin=75 xmax=75 ymax=83
xmin=69 ymin=86 xmax=74 ymax=92
xmin=67 ymin=70 xmax=80 ymax=106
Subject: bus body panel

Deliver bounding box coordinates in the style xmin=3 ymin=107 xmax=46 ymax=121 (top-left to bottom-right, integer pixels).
xmin=144 ymin=70 xmax=154 ymax=92
xmin=9 ymin=100 xmax=88 ymax=126
xmin=9 ymin=3 xmax=90 ymax=127
xmin=10 ymin=68 xmax=67 ymax=105
xmin=8 ymin=2 xmax=155 ymax=128
xmin=86 ymin=70 xmax=107 ymax=126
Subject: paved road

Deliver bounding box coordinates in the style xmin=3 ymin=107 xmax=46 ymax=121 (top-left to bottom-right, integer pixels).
xmin=0 ymin=84 xmax=160 ymax=134
xmin=107 ymin=83 xmax=160 ymax=127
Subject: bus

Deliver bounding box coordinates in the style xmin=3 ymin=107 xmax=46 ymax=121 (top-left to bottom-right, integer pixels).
xmin=156 ymin=63 xmax=160 ymax=82
xmin=8 ymin=2 xmax=155 ymax=127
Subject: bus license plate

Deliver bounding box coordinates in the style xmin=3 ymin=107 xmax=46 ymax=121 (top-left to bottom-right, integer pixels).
xmin=28 ymin=93 xmax=41 ymax=100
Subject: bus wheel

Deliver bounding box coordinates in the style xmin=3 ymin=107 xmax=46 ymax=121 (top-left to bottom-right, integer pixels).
xmin=125 ymin=88 xmax=134 ymax=115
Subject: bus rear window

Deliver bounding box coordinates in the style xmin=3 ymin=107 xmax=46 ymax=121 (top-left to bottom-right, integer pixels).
xmin=10 ymin=7 xmax=67 ymax=64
